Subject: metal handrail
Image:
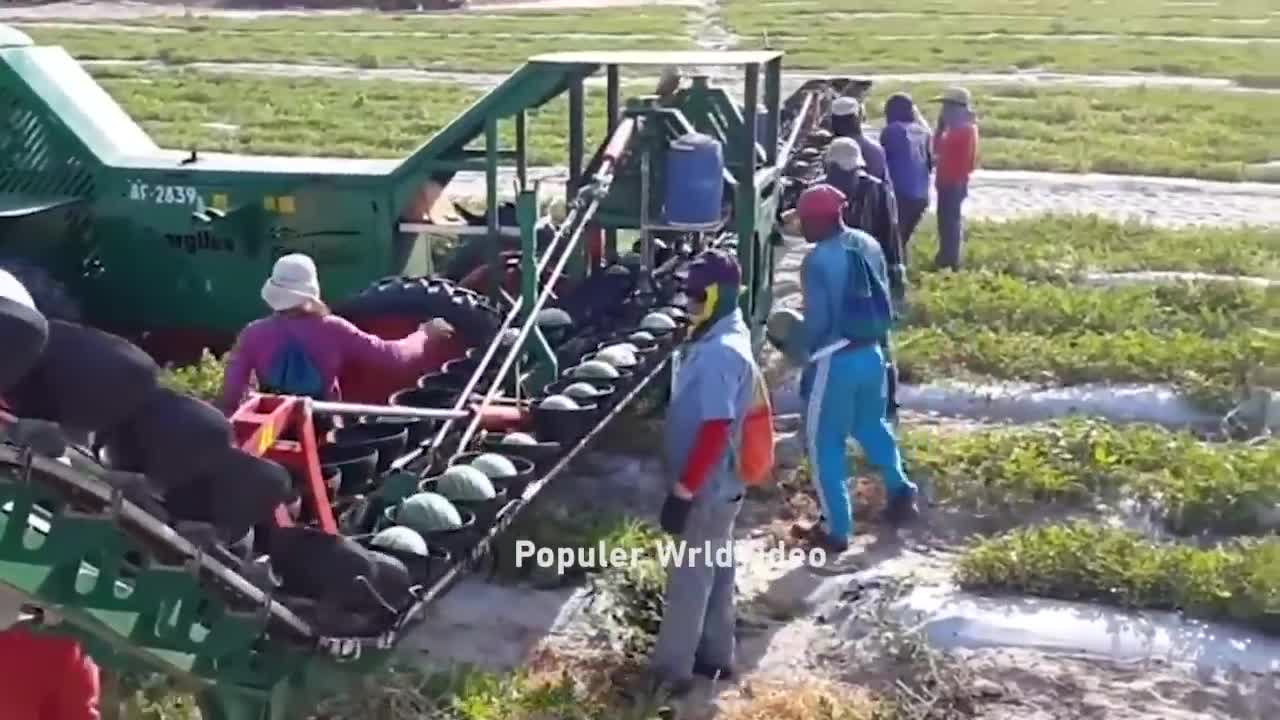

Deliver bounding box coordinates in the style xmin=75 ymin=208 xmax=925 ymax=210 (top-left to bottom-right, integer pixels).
xmin=410 ymin=118 xmax=638 ymax=463
xmin=454 ymin=120 xmax=637 ymax=450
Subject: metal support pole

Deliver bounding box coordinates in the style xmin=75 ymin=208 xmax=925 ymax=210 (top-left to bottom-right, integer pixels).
xmin=605 ymin=65 xmax=621 ymax=267
xmin=517 ymin=189 xmax=557 ymax=389
xmin=568 ymin=76 xmax=586 ymax=278
xmin=485 ymin=117 xmax=501 ymax=300
xmin=606 ymin=65 xmax=620 ymax=132
xmin=310 ymin=400 xmax=470 ymax=421
xmin=738 ymin=64 xmax=759 ymax=322
xmin=515 ymin=110 xmax=528 ymax=190
xmin=764 ymin=58 xmax=781 ymax=166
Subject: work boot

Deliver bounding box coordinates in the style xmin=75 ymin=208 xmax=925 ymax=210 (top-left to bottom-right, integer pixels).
xmin=790 ymin=521 xmax=849 ymax=554
xmin=882 ymin=487 xmax=920 ymax=527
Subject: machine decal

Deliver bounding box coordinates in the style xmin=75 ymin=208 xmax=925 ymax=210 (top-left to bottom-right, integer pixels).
xmin=268 ymin=227 xmax=363 ymax=265
xmin=128 ymin=180 xmax=204 ymax=206
xmin=164 ymin=229 xmax=236 ymax=254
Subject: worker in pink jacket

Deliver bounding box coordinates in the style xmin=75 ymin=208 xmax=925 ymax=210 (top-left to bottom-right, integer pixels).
xmin=219 ymin=253 xmax=456 ymax=416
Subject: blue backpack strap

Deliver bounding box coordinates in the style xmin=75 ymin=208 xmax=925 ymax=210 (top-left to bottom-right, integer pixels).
xmin=261 ymin=322 xmax=327 ymax=399
xmin=840 ymin=236 xmax=893 ymax=345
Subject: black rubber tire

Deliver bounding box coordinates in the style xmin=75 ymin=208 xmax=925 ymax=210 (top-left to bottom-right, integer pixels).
xmin=99 ymin=386 xmax=234 ymax=491
xmin=0 ymin=258 xmax=82 ymax=323
xmin=5 ymin=319 xmax=160 ymax=435
xmin=334 ymin=275 xmax=504 ymax=347
xmin=167 ymin=448 xmax=292 ymax=541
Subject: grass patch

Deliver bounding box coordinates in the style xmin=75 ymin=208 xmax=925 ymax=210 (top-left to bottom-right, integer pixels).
xmin=956 ymin=522 xmax=1280 ymax=635
xmin=24 ymin=26 xmax=693 ymax=73
xmin=725 ymin=7 xmax=1280 ymax=39
xmin=902 ymin=418 xmax=1280 ymax=536
xmin=88 ymin=69 xmax=1280 ymax=182
xmin=27 ymin=7 xmax=691 ymax=36
xmin=740 ymin=33 xmax=1280 ymax=85
xmin=726 ymin=0 xmax=1279 ymax=21
xmin=894 ymin=270 xmax=1277 ymax=409
xmin=904 ymin=216 xmax=1280 ymax=280
xmin=93 ymin=70 xmax=628 ymax=163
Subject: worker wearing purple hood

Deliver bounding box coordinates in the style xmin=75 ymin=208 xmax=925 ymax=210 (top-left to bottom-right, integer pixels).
xmin=879 ymin=93 xmax=933 ymax=259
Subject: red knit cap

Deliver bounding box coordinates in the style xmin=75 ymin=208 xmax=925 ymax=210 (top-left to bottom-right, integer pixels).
xmin=796 ymin=183 xmax=846 ymax=224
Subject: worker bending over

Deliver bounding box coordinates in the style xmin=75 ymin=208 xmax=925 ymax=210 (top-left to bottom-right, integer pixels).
xmin=790 ymin=184 xmax=918 ymax=553
xmin=219 ymin=253 xmax=456 ymax=416
xmin=645 ymin=249 xmax=760 ymax=697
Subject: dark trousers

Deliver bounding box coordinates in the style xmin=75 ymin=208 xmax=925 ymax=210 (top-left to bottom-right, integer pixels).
xmin=896 ymin=196 xmax=930 ymax=264
xmin=935 ymin=183 xmax=968 ymax=270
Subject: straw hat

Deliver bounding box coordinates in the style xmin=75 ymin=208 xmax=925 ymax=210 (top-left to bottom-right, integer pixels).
xmin=935 ymin=86 xmax=972 ymax=106
xmin=261 ymin=253 xmax=321 ymax=312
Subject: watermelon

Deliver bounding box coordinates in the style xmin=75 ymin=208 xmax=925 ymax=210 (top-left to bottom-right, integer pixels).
xmin=437 ymin=464 xmax=496 ymax=501
xmin=396 ymin=492 xmax=463 ymax=534
xmin=539 ymin=394 xmax=580 ymax=410
xmin=596 ymin=345 xmax=638 ymax=368
xmin=563 ymin=381 xmax=602 ymax=400
xmin=536 ymin=308 xmax=573 ymax=328
xmin=470 ymin=453 xmax=518 ymax=479
xmin=500 ymin=432 xmax=538 ymax=445
xmin=371 ymin=526 xmax=429 ymax=556
xmin=571 ymin=360 xmax=619 ymax=380
xmin=641 ymin=312 xmax=677 ymax=332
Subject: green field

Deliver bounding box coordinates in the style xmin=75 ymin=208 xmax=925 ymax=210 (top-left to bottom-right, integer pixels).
xmin=957 ymin=523 xmax=1280 ymax=636
xmin=902 ymin=418 xmax=1280 ymax=535
xmin=737 ymin=33 xmax=1280 ymax=86
xmin=904 ymin=216 xmax=1280 ymax=279
xmin=726 ymin=0 xmax=1280 ymax=20
xmin=90 ymin=69 xmax=1280 ymax=182
xmin=725 ymin=8 xmax=1280 ymax=38
xmin=54 ymin=7 xmax=692 ymax=35
xmin=25 ymin=26 xmax=693 ymax=72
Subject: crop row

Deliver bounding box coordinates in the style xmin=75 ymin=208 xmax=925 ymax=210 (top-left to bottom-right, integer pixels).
xmin=897 ymin=418 xmax=1280 ymax=536
xmin=956 ymin=522 xmax=1280 ymax=636
xmin=88 ymin=69 xmax=1280 ymax=183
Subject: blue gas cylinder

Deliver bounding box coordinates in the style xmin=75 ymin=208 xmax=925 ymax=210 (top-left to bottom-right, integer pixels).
xmin=664 ymin=132 xmax=724 ymax=228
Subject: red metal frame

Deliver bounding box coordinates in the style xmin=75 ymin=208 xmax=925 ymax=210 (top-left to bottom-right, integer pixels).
xmin=230 ymin=394 xmax=337 ymax=534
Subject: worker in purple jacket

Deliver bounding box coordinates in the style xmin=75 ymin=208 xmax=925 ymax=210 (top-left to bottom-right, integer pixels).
xmin=879 ymin=92 xmax=933 ymax=260
xmin=219 ymin=253 xmax=455 ymax=416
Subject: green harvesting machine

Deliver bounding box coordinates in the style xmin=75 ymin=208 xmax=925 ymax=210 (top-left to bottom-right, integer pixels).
xmin=0 ymin=25 xmax=860 ymax=719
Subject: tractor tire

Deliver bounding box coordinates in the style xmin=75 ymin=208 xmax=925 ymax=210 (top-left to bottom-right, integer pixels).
xmin=0 ymin=258 xmax=82 ymax=323
xmin=335 ymin=276 xmax=504 ymax=348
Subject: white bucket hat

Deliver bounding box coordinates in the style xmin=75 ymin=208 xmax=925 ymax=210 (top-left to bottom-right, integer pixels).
xmin=825 ymin=136 xmax=865 ymax=171
xmin=261 ymin=253 xmax=321 ymax=311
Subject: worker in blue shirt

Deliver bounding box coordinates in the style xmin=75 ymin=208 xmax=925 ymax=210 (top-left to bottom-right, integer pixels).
xmin=634 ymin=249 xmax=757 ymax=700
xmin=786 ymin=184 xmax=918 ymax=553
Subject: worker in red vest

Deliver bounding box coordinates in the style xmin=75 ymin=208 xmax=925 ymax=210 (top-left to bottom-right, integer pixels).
xmin=0 ymin=625 xmax=102 ymax=719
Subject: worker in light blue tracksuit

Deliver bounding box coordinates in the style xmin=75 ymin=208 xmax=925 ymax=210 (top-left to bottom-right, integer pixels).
xmin=789 ymin=183 xmax=919 ymax=553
